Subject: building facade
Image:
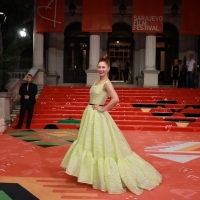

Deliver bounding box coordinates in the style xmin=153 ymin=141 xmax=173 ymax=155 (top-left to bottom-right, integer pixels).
xmin=32 ymin=0 xmax=199 ymax=86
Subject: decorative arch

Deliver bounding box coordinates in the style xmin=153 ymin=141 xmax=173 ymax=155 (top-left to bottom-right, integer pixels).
xmin=64 ymin=22 xmax=89 ymax=37
xmin=109 ymin=22 xmax=133 ymax=38
xmin=163 ymin=22 xmax=179 ymax=38
xmin=157 ymin=22 xmax=179 ymax=38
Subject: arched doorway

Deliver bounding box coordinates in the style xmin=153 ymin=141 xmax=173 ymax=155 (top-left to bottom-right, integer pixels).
xmin=108 ymin=22 xmax=134 ymax=82
xmin=156 ymin=22 xmax=179 ymax=85
xmin=64 ymin=22 xmax=89 ymax=83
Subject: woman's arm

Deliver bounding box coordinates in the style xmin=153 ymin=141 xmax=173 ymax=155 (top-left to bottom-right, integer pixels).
xmin=102 ymin=82 xmax=119 ymax=112
xmin=93 ymin=82 xmax=119 ymax=112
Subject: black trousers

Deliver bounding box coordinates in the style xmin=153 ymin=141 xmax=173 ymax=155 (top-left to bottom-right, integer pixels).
xmin=17 ymin=103 xmax=35 ymax=128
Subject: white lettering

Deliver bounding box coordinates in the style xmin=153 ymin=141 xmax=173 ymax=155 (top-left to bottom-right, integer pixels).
xmin=134 ymin=15 xmax=163 ymax=21
xmin=133 ymin=24 xmax=159 ymax=31
xmin=133 ymin=15 xmax=162 ymax=32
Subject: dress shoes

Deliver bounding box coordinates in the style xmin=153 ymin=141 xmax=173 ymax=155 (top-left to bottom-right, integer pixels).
xmin=13 ymin=126 xmax=21 ymax=129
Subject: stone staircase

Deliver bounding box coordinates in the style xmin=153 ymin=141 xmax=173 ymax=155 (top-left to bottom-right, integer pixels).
xmin=10 ymin=86 xmax=200 ymax=133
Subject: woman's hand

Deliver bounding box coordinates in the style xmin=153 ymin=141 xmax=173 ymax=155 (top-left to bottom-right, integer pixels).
xmin=92 ymin=104 xmax=105 ymax=112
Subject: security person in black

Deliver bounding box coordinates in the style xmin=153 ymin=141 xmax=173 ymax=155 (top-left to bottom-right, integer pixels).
xmin=13 ymin=74 xmax=37 ymax=129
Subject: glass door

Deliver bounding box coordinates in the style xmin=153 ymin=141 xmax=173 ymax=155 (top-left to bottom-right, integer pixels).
xmin=164 ymin=39 xmax=178 ymax=85
xmin=64 ymin=37 xmax=89 ymax=83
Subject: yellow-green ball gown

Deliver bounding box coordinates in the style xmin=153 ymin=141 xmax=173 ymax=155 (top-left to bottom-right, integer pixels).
xmin=61 ymin=81 xmax=162 ymax=195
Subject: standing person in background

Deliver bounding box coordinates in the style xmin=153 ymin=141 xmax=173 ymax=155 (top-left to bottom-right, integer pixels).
xmin=119 ymin=60 xmax=127 ymax=82
xmin=110 ymin=58 xmax=118 ymax=81
xmin=178 ymin=59 xmax=187 ymax=88
xmin=13 ymin=74 xmax=37 ymax=129
xmin=171 ymin=59 xmax=180 ymax=88
xmin=61 ymin=54 xmax=162 ymax=195
xmin=177 ymin=60 xmax=183 ymax=88
xmin=125 ymin=60 xmax=130 ymax=82
xmin=186 ymin=54 xmax=196 ymax=88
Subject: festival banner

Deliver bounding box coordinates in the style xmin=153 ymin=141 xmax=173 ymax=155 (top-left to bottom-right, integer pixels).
xmin=132 ymin=0 xmax=164 ymax=33
xmin=36 ymin=0 xmax=65 ymax=33
xmin=181 ymin=0 xmax=200 ymax=35
xmin=82 ymin=0 xmax=112 ymax=32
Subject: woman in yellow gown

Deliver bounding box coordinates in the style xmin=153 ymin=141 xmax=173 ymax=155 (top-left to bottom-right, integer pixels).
xmin=60 ymin=55 xmax=162 ymax=195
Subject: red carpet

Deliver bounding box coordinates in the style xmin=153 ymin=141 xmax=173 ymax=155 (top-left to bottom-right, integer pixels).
xmin=1 ymin=129 xmax=200 ymax=199
xmin=1 ymin=86 xmax=200 ymax=199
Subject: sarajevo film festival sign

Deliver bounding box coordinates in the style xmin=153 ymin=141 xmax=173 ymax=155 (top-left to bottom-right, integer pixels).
xmin=132 ymin=0 xmax=164 ymax=33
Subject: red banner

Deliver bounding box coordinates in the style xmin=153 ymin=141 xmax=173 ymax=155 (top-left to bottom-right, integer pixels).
xmin=82 ymin=0 xmax=112 ymax=32
xmin=181 ymin=0 xmax=200 ymax=35
xmin=36 ymin=0 xmax=65 ymax=33
xmin=132 ymin=0 xmax=164 ymax=33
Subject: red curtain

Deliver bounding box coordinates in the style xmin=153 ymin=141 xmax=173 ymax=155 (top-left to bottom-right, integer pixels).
xmin=132 ymin=0 xmax=164 ymax=33
xmin=36 ymin=0 xmax=65 ymax=33
xmin=82 ymin=0 xmax=112 ymax=32
xmin=181 ymin=0 xmax=200 ymax=35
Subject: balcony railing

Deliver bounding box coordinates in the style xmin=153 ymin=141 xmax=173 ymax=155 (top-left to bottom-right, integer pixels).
xmin=9 ymin=69 xmax=29 ymax=80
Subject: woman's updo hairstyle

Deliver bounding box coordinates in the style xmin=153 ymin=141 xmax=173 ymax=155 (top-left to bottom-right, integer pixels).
xmin=98 ymin=55 xmax=110 ymax=67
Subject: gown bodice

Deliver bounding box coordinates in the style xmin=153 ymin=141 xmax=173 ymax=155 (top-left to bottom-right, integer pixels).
xmin=89 ymin=81 xmax=109 ymax=105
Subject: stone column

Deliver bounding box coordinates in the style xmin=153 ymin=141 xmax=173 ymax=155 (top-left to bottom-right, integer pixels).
xmin=31 ymin=1 xmax=46 ymax=85
xmin=143 ymin=35 xmax=159 ymax=87
xmin=46 ymin=33 xmax=59 ymax=85
xmin=33 ymin=32 xmax=44 ymax=69
xmin=46 ymin=47 xmax=58 ymax=85
xmin=85 ymin=34 xmax=100 ymax=86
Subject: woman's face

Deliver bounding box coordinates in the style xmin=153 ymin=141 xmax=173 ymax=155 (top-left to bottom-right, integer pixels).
xmin=97 ymin=61 xmax=110 ymax=77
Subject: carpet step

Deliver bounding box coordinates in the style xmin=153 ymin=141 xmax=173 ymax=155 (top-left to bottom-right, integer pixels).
xmin=36 ymin=99 xmax=200 ymax=105
xmin=10 ymin=86 xmax=200 ymax=132
xmin=12 ymin=117 xmax=200 ymax=127
xmin=36 ymin=104 xmax=199 ymax=109
xmin=28 ymin=114 xmax=199 ymax=120
xmin=32 ymin=110 xmax=200 ymax=116
xmin=10 ymin=123 xmax=200 ymax=132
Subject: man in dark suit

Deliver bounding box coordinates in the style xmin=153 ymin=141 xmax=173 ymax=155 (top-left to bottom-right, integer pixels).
xmin=13 ymin=74 xmax=37 ymax=129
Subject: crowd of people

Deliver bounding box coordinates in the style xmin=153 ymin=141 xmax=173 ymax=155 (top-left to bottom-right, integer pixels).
xmin=109 ymin=54 xmax=199 ymax=89
xmin=171 ymin=54 xmax=198 ymax=88
xmin=109 ymin=58 xmax=130 ymax=82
